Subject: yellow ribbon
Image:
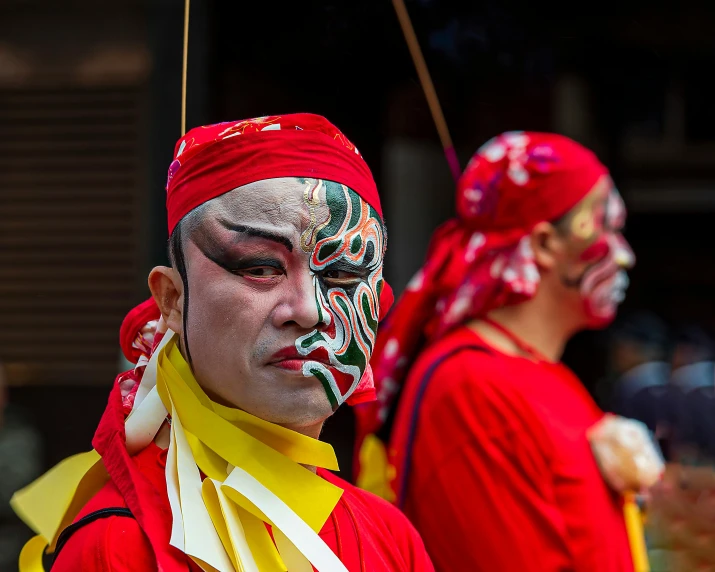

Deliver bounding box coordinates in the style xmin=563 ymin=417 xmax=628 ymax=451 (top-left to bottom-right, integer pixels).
xmin=11 ymin=448 xmax=108 ymax=569
xmin=156 ymin=336 xmax=346 ymax=571
xmin=12 ymin=331 xmax=348 ymax=572
xmin=355 ymin=433 xmax=396 ymax=503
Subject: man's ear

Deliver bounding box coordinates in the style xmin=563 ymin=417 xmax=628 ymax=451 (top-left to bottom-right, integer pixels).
xmin=529 ymin=221 xmax=566 ymax=271
xmin=148 ymin=266 xmax=184 ymax=334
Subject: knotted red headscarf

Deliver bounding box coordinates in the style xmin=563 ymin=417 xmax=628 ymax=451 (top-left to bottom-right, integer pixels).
xmin=165 ymin=113 xmax=382 ymax=233
xmin=358 ymin=131 xmax=609 ymax=439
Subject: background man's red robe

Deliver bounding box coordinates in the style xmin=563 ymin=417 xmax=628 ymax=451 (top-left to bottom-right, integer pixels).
xmin=390 ymin=326 xmax=634 ymax=571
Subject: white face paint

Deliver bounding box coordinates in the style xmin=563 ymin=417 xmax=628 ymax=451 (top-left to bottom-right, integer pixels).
xmin=577 ymin=189 xmax=635 ymax=325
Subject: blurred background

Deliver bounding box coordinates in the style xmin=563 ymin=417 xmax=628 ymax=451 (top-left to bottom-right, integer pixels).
xmin=2 ymin=0 xmax=715 ymax=569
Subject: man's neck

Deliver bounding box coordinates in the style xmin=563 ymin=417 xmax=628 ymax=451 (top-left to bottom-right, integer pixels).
xmin=470 ymin=297 xmax=578 ymax=363
xmin=278 ymin=420 xmax=325 ymax=474
xmin=281 ymin=420 xmax=324 ymax=441
xmin=155 ymin=418 xmax=325 ymax=474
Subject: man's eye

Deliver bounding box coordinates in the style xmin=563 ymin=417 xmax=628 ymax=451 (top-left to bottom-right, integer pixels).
xmin=241 ymin=266 xmax=283 ymax=277
xmin=322 ymin=269 xmax=362 ymax=283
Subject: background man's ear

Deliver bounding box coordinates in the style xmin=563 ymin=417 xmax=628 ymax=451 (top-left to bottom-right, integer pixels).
xmin=530 ymin=221 xmax=566 ymax=271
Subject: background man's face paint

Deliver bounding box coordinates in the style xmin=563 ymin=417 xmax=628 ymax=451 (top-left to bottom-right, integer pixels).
xmin=575 ymin=186 xmax=635 ymax=324
xmin=295 ymin=181 xmax=384 ymax=409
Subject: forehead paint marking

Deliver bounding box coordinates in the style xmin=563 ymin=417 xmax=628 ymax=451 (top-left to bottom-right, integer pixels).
xmin=300 ymin=179 xmax=332 ymax=253
xmin=569 ymin=175 xmax=611 ymax=241
xmin=604 ymin=189 xmax=626 ymax=230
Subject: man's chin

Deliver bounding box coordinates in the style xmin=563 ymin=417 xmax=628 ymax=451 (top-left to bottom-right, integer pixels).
xmin=257 ymin=375 xmax=337 ymax=426
xmin=585 ymin=304 xmax=618 ymax=330
xmin=269 ymin=398 xmax=336 ymax=432
xmin=582 ymin=280 xmax=625 ymax=330
xmin=246 ymin=400 xmax=334 ymax=430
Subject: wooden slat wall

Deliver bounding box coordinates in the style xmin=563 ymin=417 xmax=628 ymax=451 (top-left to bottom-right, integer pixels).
xmin=0 ymin=86 xmax=143 ymax=386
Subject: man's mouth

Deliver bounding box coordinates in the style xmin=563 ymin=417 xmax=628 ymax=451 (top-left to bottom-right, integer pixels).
xmin=584 ymin=270 xmax=629 ymax=322
xmin=592 ymin=270 xmax=629 ymax=307
xmin=267 ymin=346 xmax=332 ymax=371
xmin=581 ymin=256 xmax=620 ymax=296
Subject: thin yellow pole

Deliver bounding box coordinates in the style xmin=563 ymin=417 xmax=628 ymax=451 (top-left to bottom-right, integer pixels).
xmin=181 ymin=0 xmax=190 ymax=135
xmin=391 ymin=0 xmax=460 ymax=180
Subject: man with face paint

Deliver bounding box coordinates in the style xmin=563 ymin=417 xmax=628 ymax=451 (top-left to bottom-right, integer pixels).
xmin=12 ymin=114 xmax=433 ymax=572
xmin=356 ymin=132 xmax=662 ymax=571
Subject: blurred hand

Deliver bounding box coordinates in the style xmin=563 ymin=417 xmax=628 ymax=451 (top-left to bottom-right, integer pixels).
xmin=588 ymin=414 xmax=665 ymax=494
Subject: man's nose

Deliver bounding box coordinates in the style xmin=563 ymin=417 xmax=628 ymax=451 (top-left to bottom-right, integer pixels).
xmin=613 ymin=234 xmax=635 ymax=269
xmin=274 ymin=271 xmax=327 ymax=330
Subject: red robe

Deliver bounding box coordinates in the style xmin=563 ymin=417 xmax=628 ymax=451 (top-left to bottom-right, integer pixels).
xmin=51 ymin=383 xmax=433 ymax=572
xmin=52 ymin=442 xmax=432 ymax=572
xmin=390 ymin=326 xmax=633 ymax=572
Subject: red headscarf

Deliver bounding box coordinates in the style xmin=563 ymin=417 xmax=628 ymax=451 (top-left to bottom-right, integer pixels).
xmin=358 ymin=131 xmax=609 ymax=438
xmin=165 ymin=113 xmax=382 ymax=233
xmin=119 ymin=297 xmax=160 ymax=364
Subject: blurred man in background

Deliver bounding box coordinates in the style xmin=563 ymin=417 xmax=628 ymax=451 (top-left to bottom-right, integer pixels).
xmin=357 ymin=132 xmax=663 ymax=571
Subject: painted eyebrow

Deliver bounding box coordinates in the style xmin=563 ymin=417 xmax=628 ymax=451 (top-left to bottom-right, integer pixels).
xmin=218 ymin=220 xmax=294 ymax=252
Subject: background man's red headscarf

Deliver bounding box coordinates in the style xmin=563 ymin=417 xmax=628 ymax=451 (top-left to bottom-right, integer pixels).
xmin=358 ymin=131 xmax=610 ymax=440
